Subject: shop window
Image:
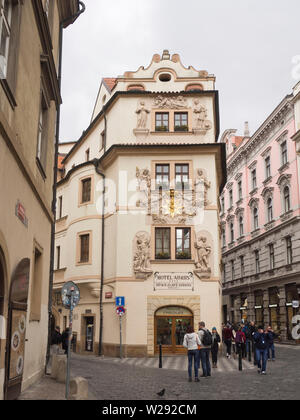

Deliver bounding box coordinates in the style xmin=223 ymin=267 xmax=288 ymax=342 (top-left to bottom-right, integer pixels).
xmin=285 ymin=284 xmax=299 ymax=340
xmin=174 ymin=112 xmax=188 ymax=132
xmin=255 ymin=292 xmax=264 ymax=325
xmin=175 ymin=228 xmax=191 ymax=259
xmin=155 ymin=164 xmax=169 ymax=190
xmin=155 ymin=112 xmax=169 ymax=132
xmin=155 ymin=228 xmax=170 ymax=259
xmin=269 ymin=287 xmax=280 ymax=334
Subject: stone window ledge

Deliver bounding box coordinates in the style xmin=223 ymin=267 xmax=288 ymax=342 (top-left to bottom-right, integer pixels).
xmin=278 ymin=162 xmax=289 ymax=173
xmin=250 ymin=188 xmax=258 ymax=196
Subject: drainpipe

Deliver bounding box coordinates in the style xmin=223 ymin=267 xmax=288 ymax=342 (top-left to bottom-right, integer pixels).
xmin=46 ymin=1 xmax=86 ymax=372
xmin=93 ymin=160 xmax=105 ymax=356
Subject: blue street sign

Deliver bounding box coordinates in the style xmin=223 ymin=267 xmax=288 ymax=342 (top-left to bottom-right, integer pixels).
xmin=115 ymin=296 xmax=125 ymax=307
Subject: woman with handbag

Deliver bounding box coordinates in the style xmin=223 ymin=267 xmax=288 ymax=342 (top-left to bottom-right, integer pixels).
xmin=211 ymin=327 xmax=221 ymax=368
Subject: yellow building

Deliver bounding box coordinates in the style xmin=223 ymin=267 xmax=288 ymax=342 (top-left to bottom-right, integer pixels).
xmin=0 ymin=0 xmax=83 ymax=400
xmin=54 ymin=51 xmax=226 ymax=357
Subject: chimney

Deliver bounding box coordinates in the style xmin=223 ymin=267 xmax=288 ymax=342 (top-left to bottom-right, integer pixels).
xmin=244 ymin=121 xmax=250 ymax=137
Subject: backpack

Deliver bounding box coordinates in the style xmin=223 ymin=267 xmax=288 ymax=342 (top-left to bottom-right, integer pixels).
xmin=201 ymin=329 xmax=213 ymax=346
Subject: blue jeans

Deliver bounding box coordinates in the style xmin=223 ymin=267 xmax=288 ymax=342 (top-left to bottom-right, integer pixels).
xmin=199 ymin=348 xmax=211 ymax=376
xmin=187 ymin=350 xmax=198 ymax=378
xmin=267 ymin=343 xmax=275 ymax=360
xmin=255 ymin=348 xmax=268 ymax=372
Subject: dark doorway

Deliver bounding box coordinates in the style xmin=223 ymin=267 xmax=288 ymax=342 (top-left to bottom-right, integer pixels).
xmin=4 ymin=258 xmax=30 ymax=400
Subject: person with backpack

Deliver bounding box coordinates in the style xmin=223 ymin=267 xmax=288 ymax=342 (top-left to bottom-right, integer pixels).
xmin=211 ymin=327 xmax=221 ymax=368
xmin=183 ymin=325 xmax=201 ymax=382
xmin=235 ymin=325 xmax=246 ymax=359
xmin=253 ymin=326 xmax=268 ymax=375
xmin=197 ymin=321 xmax=212 ymax=378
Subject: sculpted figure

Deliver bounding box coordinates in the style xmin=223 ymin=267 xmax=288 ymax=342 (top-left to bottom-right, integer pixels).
xmin=133 ymin=232 xmax=152 ymax=274
xmin=194 ymin=236 xmax=211 ymax=271
xmin=136 ymin=101 xmax=150 ymax=129
xmin=195 ymin=169 xmax=211 ymax=206
xmin=193 ymin=99 xmax=208 ymax=129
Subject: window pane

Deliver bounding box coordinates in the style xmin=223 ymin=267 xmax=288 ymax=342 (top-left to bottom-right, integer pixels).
xmin=82 ymin=178 xmax=91 ymax=203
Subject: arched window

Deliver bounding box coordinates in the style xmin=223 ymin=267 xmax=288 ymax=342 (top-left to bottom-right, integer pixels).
xmin=253 ymin=207 xmax=259 ymax=230
xmin=284 ymin=186 xmax=290 ymax=213
xmin=239 ymin=216 xmax=244 ymax=237
xmin=267 ymin=198 xmax=273 ymax=222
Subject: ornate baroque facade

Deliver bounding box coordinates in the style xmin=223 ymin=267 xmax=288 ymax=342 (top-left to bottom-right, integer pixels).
xmin=220 ymin=82 xmax=300 ymax=342
xmin=54 ymin=51 xmax=226 ymax=357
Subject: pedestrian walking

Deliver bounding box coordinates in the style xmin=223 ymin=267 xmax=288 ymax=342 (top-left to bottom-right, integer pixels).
xmin=211 ymin=327 xmax=221 ymax=368
xmin=183 ymin=326 xmax=201 ymax=382
xmin=223 ymin=323 xmax=234 ymax=358
xmin=242 ymin=323 xmax=251 ymax=358
xmin=235 ymin=325 xmax=246 ymax=360
xmin=253 ymin=326 xmax=268 ymax=375
xmin=266 ymin=325 xmax=277 ymax=361
xmin=197 ymin=321 xmax=212 ymax=377
xmin=61 ymin=328 xmax=70 ymax=355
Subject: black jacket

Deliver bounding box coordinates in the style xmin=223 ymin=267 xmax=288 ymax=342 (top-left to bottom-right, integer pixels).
xmin=51 ymin=330 xmax=62 ymax=345
xmin=211 ymin=333 xmax=221 ymax=352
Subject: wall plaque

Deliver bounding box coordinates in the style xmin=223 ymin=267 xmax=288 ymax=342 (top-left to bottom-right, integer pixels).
xmin=154 ymin=272 xmax=194 ymax=291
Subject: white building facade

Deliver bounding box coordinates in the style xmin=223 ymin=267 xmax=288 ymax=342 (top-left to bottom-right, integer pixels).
xmin=53 ymin=51 xmax=226 ymax=356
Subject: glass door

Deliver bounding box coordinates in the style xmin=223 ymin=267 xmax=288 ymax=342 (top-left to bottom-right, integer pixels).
xmin=174 ymin=317 xmax=192 ymax=352
xmin=156 ymin=317 xmax=172 ymax=352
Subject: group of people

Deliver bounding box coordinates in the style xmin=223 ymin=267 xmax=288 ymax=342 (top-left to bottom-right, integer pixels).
xmin=51 ymin=326 xmax=71 ymax=355
xmin=183 ymin=321 xmax=277 ymax=381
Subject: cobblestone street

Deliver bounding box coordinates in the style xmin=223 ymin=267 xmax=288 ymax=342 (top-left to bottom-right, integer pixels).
xmin=65 ymin=344 xmax=300 ymax=400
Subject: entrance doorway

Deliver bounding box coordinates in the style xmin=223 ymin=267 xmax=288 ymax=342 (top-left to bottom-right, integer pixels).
xmin=85 ymin=317 xmax=94 ymax=352
xmin=154 ymin=306 xmax=193 ymax=354
xmin=4 ymin=259 xmax=30 ymax=400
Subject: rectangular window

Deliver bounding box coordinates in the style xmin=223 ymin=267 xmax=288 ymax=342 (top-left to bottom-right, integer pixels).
xmin=251 ymin=169 xmax=257 ymax=190
xmin=175 ymin=164 xmax=189 ymax=190
xmin=155 ymin=228 xmax=170 ymax=259
xmin=80 ymin=234 xmax=90 ymax=263
xmin=0 ymin=0 xmax=12 ymax=79
xmin=36 ymin=92 xmax=49 ymax=173
xmin=254 ymin=250 xmax=260 ymax=274
xmin=85 ymin=148 xmax=90 ymax=162
xmin=281 ymin=141 xmax=288 ymax=166
xmin=56 ymin=246 xmax=61 ymax=270
xmin=238 ymin=181 xmax=242 ymax=200
xmin=155 ymin=113 xmax=169 ymax=132
xmin=175 ymin=228 xmax=191 ymax=259
xmin=286 ymin=237 xmax=293 ymax=265
xmin=265 ymin=156 xmax=271 ymax=179
xmin=269 ymin=244 xmax=275 ymax=270
xmin=229 ymin=189 xmax=233 ymax=208
xmin=81 ymin=178 xmax=91 ymax=203
xmin=155 ymin=164 xmax=169 ymax=190
xmin=231 ymin=260 xmax=235 ymax=280
xmin=174 ymin=112 xmax=188 ymax=131
xmin=240 ymin=256 xmax=244 ymax=277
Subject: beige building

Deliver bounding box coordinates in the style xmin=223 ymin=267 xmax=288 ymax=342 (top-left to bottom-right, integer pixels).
xmin=0 ymin=0 xmax=83 ymax=400
xmin=54 ymin=51 xmax=226 ymax=357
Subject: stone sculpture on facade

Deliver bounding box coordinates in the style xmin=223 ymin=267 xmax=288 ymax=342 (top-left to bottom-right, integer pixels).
xmin=133 ymin=231 xmax=153 ymax=279
xmin=134 ymin=101 xmax=150 ymax=137
xmin=136 ymin=167 xmax=151 ymax=212
xmin=193 ymin=100 xmax=212 ymax=134
xmin=194 ymin=234 xmax=212 ymax=279
xmin=153 ymin=95 xmax=188 ymax=109
xmin=194 ymin=169 xmax=211 ymax=207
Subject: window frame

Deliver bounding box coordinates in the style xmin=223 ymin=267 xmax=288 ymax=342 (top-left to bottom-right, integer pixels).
xmin=254 ymin=250 xmax=260 ymax=274
xmin=155 ymin=112 xmax=169 ymax=132
xmin=281 ymin=140 xmax=288 ymax=166
xmin=175 ymin=227 xmax=191 ymax=260
xmin=155 ymin=164 xmax=170 ymax=190
xmin=286 ymin=236 xmax=293 ymax=265
xmin=174 ymin=112 xmax=188 ymax=132
xmin=155 ymin=228 xmax=171 ymax=260
xmin=269 ymin=244 xmax=275 ymax=270
xmin=265 ymin=156 xmax=271 ymax=179
xmin=77 ymin=231 xmax=92 ymax=265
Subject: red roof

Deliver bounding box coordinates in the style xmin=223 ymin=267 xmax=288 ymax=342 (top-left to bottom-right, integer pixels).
xmin=103 ymin=78 xmax=117 ymax=92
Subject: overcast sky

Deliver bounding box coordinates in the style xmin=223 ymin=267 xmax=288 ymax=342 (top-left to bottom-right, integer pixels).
xmin=60 ymin=0 xmax=300 ymax=142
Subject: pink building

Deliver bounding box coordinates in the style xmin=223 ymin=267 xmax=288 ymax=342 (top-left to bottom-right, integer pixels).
xmin=220 ymin=88 xmax=300 ymax=342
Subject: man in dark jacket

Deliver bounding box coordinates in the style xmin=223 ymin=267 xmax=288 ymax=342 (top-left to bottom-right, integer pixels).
xmin=61 ymin=328 xmax=70 ymax=355
xmin=253 ymin=326 xmax=268 ymax=374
